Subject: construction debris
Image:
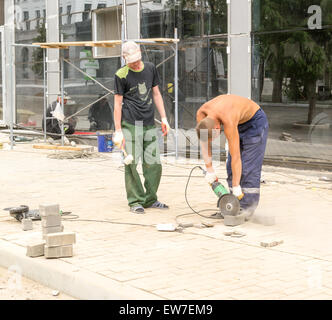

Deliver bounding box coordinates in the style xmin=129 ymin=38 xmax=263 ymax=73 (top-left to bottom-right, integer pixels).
xmin=260 ymin=240 xmax=284 ymax=248
xmin=279 ymin=132 xmax=298 ymax=142
xmin=22 ymin=218 xmax=33 ymax=231
xmin=223 ymin=230 xmax=246 ymax=238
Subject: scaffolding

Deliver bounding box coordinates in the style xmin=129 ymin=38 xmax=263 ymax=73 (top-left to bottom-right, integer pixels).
xmin=9 ymin=36 xmax=180 ymax=157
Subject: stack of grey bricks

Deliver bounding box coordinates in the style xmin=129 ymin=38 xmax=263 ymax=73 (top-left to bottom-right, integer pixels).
xmin=44 ymin=232 xmax=76 ymax=259
xmin=40 ymin=204 xmax=64 ymax=239
xmin=26 ymin=204 xmax=76 ymax=259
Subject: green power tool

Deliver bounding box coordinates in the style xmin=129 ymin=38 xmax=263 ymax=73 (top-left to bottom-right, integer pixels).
xmin=210 ymin=179 xmax=240 ymax=217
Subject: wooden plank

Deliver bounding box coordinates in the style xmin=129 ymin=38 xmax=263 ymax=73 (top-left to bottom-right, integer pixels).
xmin=32 ymin=38 xmax=179 ymax=49
xmin=33 ymin=144 xmax=94 ymax=152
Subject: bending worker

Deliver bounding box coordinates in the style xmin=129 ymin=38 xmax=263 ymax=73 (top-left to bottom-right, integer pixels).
xmin=113 ymin=41 xmax=170 ymax=214
xmin=196 ymin=94 xmax=269 ymax=219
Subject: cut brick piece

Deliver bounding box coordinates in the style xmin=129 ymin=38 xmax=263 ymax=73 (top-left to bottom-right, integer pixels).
xmin=39 ymin=204 xmax=60 ymax=217
xmin=45 ymin=245 xmax=73 ymax=259
xmin=260 ymin=240 xmax=284 ymax=248
xmin=26 ymin=241 xmax=45 ymax=257
xmin=41 ymin=215 xmax=62 ymax=228
xmin=45 ymin=232 xmax=76 ymax=247
xmin=22 ymin=218 xmax=33 ymax=231
xmin=224 ymin=213 xmax=246 ymax=227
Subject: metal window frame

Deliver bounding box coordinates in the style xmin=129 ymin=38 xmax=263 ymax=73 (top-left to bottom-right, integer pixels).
xmin=0 ymin=26 xmax=5 ymax=125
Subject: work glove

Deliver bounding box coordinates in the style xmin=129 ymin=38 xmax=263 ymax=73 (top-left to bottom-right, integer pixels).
xmin=205 ymin=170 xmax=218 ymax=185
xmin=113 ymin=130 xmax=124 ymax=148
xmin=161 ymin=117 xmax=170 ymax=136
xmin=232 ymin=185 xmax=244 ymax=200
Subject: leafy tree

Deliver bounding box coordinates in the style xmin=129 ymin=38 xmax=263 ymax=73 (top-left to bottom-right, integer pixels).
xmin=32 ymin=22 xmax=46 ymax=77
xmin=257 ymin=0 xmax=332 ymax=124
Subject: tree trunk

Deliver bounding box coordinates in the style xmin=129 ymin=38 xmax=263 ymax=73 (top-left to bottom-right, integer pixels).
xmin=306 ymin=80 xmax=317 ymax=124
xmin=272 ymin=71 xmax=283 ymax=102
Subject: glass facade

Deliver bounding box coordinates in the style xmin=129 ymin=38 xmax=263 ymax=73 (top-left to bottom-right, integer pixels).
xmin=8 ymin=0 xmax=331 ymax=164
xmin=252 ymin=0 xmax=332 ymax=159
xmin=56 ymin=0 xmax=228 ymax=131
xmin=14 ymin=0 xmax=45 ymax=127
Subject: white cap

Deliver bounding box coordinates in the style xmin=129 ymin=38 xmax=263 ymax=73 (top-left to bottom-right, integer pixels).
xmin=122 ymin=41 xmax=142 ymax=64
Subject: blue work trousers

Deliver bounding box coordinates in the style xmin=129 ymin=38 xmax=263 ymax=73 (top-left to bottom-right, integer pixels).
xmin=226 ymin=108 xmax=269 ymax=215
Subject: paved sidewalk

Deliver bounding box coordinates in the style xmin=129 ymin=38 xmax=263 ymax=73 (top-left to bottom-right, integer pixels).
xmin=0 ymin=144 xmax=332 ymax=300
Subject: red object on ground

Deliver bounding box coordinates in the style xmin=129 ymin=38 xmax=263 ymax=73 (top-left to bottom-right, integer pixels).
xmin=73 ymin=131 xmax=97 ymax=135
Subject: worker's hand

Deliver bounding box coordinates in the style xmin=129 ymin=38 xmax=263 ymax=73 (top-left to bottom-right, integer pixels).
xmin=113 ymin=130 xmax=124 ymax=148
xmin=232 ymin=185 xmax=244 ymax=200
xmin=161 ymin=117 xmax=170 ymax=136
xmin=205 ymin=170 xmax=218 ymax=185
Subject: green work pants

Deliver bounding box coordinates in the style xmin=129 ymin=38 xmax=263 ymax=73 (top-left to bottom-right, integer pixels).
xmin=122 ymin=121 xmax=162 ymax=208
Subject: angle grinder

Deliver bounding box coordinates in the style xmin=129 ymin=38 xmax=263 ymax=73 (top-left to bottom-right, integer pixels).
xmin=210 ymin=180 xmax=240 ymax=216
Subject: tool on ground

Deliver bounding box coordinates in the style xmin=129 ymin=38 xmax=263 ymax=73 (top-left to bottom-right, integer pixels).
xmin=7 ymin=205 xmax=41 ymax=222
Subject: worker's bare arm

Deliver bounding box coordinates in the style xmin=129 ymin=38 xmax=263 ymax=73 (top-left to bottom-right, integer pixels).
xmin=223 ymin=122 xmax=242 ymax=187
xmin=152 ymin=86 xmax=166 ymax=119
xmin=114 ymin=94 xmax=123 ymax=131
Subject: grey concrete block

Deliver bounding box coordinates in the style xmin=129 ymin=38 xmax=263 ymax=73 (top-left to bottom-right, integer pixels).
xmin=26 ymin=241 xmax=45 ymax=257
xmin=41 ymin=215 xmax=62 ymax=228
xmin=224 ymin=213 xmax=246 ymax=227
xmin=260 ymin=240 xmax=284 ymax=248
xmin=45 ymin=232 xmax=76 ymax=247
xmin=22 ymin=218 xmax=33 ymax=231
xmin=39 ymin=204 xmax=60 ymax=217
xmin=45 ymin=245 xmax=73 ymax=259
xmin=252 ymin=215 xmax=276 ymax=226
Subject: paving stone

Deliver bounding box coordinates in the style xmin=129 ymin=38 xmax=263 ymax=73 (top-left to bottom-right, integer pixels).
xmin=26 ymin=241 xmax=45 ymax=257
xmin=224 ymin=213 xmax=246 ymax=227
xmin=45 ymin=232 xmax=76 ymax=247
xmin=39 ymin=204 xmax=60 ymax=217
xmin=41 ymin=215 xmax=62 ymax=228
xmin=45 ymin=245 xmax=73 ymax=259
xmin=42 ymin=225 xmax=64 ymax=239
xmin=22 ymin=218 xmax=33 ymax=231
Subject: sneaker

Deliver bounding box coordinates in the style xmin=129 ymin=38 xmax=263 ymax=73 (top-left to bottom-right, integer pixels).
xmin=148 ymin=201 xmax=169 ymax=210
xmin=130 ymin=205 xmax=145 ymax=214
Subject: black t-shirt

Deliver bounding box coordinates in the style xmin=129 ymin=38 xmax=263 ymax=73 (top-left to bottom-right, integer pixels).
xmin=114 ymin=61 xmax=160 ymax=126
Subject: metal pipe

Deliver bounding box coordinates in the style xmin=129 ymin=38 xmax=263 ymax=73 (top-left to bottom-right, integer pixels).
xmin=11 ymin=43 xmax=40 ymax=48
xmin=64 ymin=92 xmax=112 ymax=121
xmin=63 ymin=59 xmax=113 ymax=94
xmin=9 ymin=44 xmax=14 ymax=150
xmin=137 ymin=0 xmax=141 ymax=39
xmin=123 ymin=0 xmax=128 ymax=40
xmin=43 ymin=48 xmax=47 ymax=142
xmin=60 ymin=53 xmax=65 ymax=146
xmin=174 ymin=28 xmax=179 ymax=160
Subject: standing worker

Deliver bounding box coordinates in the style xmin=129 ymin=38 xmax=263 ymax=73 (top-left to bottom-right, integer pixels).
xmin=195 ymin=94 xmax=269 ymax=219
xmin=113 ymin=41 xmax=170 ymax=214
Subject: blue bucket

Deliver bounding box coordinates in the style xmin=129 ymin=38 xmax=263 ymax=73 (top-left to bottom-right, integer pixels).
xmin=97 ymin=134 xmax=114 ymax=152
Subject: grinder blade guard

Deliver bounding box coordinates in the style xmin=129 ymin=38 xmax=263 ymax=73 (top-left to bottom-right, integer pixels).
xmin=211 ymin=181 xmax=240 ymax=216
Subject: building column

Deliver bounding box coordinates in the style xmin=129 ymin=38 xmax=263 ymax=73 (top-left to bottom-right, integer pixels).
xmin=4 ymin=0 xmax=15 ymax=125
xmin=228 ymin=0 xmax=252 ymax=98
xmin=46 ymin=0 xmax=60 ymax=105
